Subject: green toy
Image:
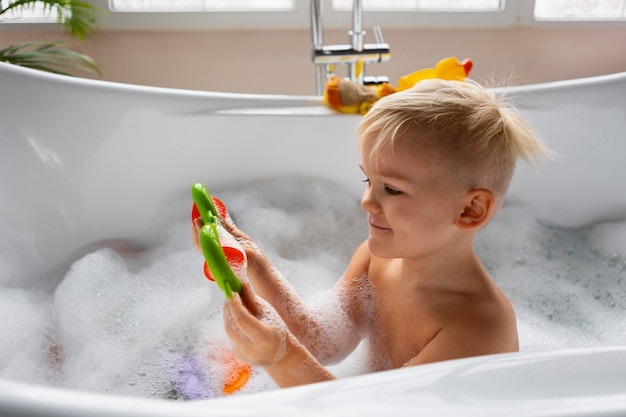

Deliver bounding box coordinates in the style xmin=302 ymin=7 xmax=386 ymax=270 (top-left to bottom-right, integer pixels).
xmin=191 ymin=183 xmax=243 ymax=299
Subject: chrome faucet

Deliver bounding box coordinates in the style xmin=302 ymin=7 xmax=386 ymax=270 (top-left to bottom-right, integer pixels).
xmin=310 ymin=0 xmax=391 ymax=96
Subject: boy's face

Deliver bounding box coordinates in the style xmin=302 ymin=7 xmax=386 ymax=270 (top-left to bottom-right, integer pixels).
xmin=359 ymin=139 xmax=467 ymax=260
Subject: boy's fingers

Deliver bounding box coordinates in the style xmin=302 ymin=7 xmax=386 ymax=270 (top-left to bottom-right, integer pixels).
xmin=221 ymin=217 xmax=237 ymax=235
xmin=240 ymin=284 xmax=260 ymax=317
xmin=223 ymin=217 xmax=242 ymax=234
xmin=225 ymin=292 xmax=269 ymax=343
xmin=223 ymin=295 xmax=252 ymax=346
xmin=193 ymin=217 xmax=204 ymax=229
xmin=223 ymin=220 xmax=251 ymax=243
xmin=191 ymin=218 xmax=204 ymax=250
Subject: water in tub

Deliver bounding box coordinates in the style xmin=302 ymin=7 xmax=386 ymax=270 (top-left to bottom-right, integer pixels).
xmin=0 ymin=178 xmax=625 ymax=399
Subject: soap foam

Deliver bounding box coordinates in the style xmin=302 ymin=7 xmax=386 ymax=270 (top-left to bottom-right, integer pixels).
xmin=0 ymin=288 xmax=50 ymax=382
xmin=0 ymin=177 xmax=624 ymax=399
xmin=475 ymin=203 xmax=626 ymax=352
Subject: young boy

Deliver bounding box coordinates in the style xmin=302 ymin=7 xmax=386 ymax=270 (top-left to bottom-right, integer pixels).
xmin=196 ymin=79 xmax=550 ymax=388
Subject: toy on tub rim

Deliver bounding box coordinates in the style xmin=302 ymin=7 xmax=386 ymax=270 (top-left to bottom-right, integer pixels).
xmin=323 ymin=56 xmax=473 ymax=115
xmin=187 ymin=182 xmax=252 ymax=396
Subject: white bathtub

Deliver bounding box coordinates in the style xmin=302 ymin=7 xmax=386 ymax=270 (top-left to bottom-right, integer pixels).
xmin=1 ymin=61 xmax=625 ymax=416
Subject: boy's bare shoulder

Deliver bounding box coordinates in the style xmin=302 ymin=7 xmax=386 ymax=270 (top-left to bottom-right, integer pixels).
xmin=342 ymin=240 xmax=371 ymax=282
xmin=395 ymin=275 xmax=518 ymax=367
xmin=425 ymin=284 xmax=519 ymax=361
xmin=453 ymin=287 xmax=516 ymax=334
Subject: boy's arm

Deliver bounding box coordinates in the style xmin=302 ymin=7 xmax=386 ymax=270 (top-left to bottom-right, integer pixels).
xmin=223 ymin=219 xmax=371 ymax=364
xmin=224 ymin=284 xmax=335 ymax=388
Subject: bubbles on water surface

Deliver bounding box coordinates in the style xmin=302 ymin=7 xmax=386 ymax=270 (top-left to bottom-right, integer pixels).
xmin=0 ymin=178 xmax=368 ymax=399
xmin=476 ymin=203 xmax=626 ymax=352
xmin=0 ymin=178 xmax=625 ymax=400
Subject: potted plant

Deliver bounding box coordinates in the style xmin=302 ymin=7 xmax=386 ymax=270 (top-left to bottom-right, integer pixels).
xmin=0 ymin=0 xmax=105 ymax=76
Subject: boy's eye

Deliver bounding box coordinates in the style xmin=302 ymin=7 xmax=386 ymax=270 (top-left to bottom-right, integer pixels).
xmin=362 ymin=178 xmax=370 ymax=185
xmin=384 ymin=186 xmax=401 ymax=196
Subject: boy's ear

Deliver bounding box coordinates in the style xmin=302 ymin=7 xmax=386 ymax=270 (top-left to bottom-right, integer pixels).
xmin=456 ymin=189 xmax=495 ymax=231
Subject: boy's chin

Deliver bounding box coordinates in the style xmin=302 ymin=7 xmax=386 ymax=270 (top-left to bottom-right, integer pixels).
xmin=367 ymin=238 xmax=397 ymax=259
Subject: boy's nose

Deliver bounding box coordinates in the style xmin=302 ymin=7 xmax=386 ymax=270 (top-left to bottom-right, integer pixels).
xmin=361 ymin=188 xmax=380 ymax=213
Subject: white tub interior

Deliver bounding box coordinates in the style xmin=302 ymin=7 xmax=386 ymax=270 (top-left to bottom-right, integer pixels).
xmin=1 ymin=61 xmax=625 ymax=416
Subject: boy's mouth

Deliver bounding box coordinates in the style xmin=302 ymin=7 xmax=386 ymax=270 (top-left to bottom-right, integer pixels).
xmin=368 ymin=217 xmax=391 ymax=231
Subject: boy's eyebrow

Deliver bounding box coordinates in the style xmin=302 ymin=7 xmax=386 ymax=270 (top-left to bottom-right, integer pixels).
xmin=359 ymin=164 xmax=413 ymax=183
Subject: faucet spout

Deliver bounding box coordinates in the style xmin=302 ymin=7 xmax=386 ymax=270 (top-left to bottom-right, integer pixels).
xmin=348 ymin=0 xmax=365 ymax=83
xmin=311 ymin=0 xmax=323 ymax=51
xmin=350 ymin=0 xmax=365 ymax=52
xmin=311 ymin=0 xmax=327 ymax=96
xmin=310 ymin=0 xmax=391 ymax=96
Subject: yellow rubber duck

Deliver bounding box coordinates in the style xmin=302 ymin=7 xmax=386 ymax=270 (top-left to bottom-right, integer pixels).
xmin=323 ymin=57 xmax=473 ymax=114
xmin=397 ymin=57 xmax=473 ymax=91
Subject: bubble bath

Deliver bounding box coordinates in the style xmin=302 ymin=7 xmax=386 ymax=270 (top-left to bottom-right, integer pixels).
xmin=1 ymin=61 xmax=626 ymax=416
xmin=0 ymin=178 xmax=623 ymax=400
xmin=476 ymin=205 xmax=626 ymax=352
xmin=0 ymin=179 xmax=368 ymax=399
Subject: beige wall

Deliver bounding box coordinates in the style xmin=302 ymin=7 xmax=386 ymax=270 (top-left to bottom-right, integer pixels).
xmin=2 ymin=26 xmax=626 ymax=95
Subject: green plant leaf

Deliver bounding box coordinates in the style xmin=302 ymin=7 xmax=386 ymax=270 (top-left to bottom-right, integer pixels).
xmin=0 ymin=0 xmax=106 ymax=39
xmin=0 ymin=41 xmax=102 ymax=77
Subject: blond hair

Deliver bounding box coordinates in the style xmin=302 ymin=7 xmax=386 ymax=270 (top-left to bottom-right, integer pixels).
xmin=358 ymin=79 xmax=550 ymax=202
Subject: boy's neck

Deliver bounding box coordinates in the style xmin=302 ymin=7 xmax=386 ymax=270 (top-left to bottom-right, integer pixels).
xmin=398 ymin=243 xmax=489 ymax=294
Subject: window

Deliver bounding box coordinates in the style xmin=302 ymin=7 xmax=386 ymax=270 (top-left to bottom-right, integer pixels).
xmin=535 ymin=0 xmax=626 ymax=20
xmin=1 ymin=0 xmax=625 ymax=27
xmin=110 ymin=0 xmax=293 ymax=11
xmin=0 ymin=1 xmax=56 ymax=21
xmin=332 ymin=0 xmax=501 ymax=10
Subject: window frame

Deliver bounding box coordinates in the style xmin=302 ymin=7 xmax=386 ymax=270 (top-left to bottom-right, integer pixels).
xmin=98 ymin=0 xmax=519 ymax=30
xmin=1 ymin=0 xmax=625 ymax=32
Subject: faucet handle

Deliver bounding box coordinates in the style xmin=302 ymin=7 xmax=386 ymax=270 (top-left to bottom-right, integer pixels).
xmin=373 ymin=26 xmax=385 ymax=44
xmin=364 ymin=75 xmax=390 ymax=86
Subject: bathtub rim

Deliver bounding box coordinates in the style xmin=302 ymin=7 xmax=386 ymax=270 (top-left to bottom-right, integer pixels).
xmin=0 ymin=60 xmax=323 ymax=104
xmin=498 ymin=69 xmax=626 ymax=95
xmin=1 ymin=346 xmax=626 ymax=417
xmin=2 ymin=60 xmax=626 ymax=102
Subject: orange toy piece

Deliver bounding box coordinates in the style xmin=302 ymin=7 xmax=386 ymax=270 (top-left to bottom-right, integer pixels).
xmin=323 ymin=57 xmax=472 ymax=114
xmin=222 ymin=360 xmax=251 ymax=395
xmin=397 ymin=57 xmax=473 ymax=91
xmin=218 ymin=349 xmax=252 ymax=395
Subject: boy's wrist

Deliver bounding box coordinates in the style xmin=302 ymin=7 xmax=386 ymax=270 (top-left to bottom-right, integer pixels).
xmin=263 ymin=334 xmax=334 ymax=388
xmin=249 ymin=251 xmax=271 ymax=275
xmin=264 ymin=333 xmax=300 ymax=369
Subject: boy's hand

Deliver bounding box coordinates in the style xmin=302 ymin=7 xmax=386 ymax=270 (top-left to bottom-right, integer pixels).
xmin=220 ymin=218 xmax=264 ymax=269
xmin=191 ymin=217 xmax=204 ymax=252
xmin=193 ymin=212 xmax=264 ymax=269
xmin=223 ymin=284 xmax=289 ymax=367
